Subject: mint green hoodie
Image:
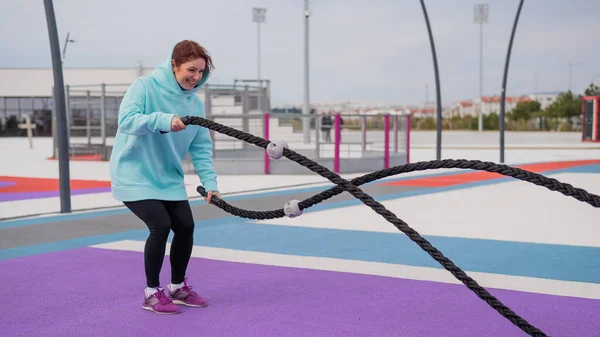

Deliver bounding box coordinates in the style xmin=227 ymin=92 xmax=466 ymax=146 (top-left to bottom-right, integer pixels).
xmin=109 ymin=47 xmax=217 ymax=202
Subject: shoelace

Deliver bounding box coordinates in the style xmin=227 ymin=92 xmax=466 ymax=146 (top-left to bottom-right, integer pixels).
xmin=153 ymin=290 xmax=172 ymax=305
xmin=179 ymin=278 xmax=197 ymax=296
xmin=180 ymin=285 xmax=197 ymax=296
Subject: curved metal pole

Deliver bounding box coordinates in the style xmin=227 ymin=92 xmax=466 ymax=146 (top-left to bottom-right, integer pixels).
xmin=500 ymin=0 xmax=525 ymax=163
xmin=44 ymin=0 xmax=72 ymax=212
xmin=419 ymin=0 xmax=442 ymax=160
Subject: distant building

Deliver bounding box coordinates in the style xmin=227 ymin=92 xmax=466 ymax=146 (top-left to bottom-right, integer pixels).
xmin=0 ymin=67 xmax=155 ymax=126
xmin=529 ymin=91 xmax=561 ymax=110
xmin=0 ymin=67 xmax=267 ymax=132
xmin=445 ymin=92 xmax=561 ymax=118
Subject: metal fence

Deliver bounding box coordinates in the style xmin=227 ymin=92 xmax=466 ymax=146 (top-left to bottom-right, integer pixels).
xmin=47 ymin=81 xmax=410 ymax=174
xmin=50 ymin=82 xmax=270 ymax=159
xmin=181 ymin=112 xmax=410 ymax=174
xmin=55 ymin=83 xmax=127 ymax=158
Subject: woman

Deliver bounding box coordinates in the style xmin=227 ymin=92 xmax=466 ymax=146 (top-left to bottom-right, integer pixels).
xmin=109 ymin=40 xmax=220 ymax=314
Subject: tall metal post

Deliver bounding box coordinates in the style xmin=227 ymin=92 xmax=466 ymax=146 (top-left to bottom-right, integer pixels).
xmin=302 ymin=0 xmax=311 ymax=144
xmin=394 ymin=114 xmax=399 ymax=153
xmin=334 ymin=114 xmax=340 ymax=173
xmin=384 ymin=114 xmax=390 ymax=169
xmin=100 ymin=83 xmax=106 ymax=147
xmin=44 ymin=0 xmax=71 ymax=213
xmin=51 ymin=85 xmax=57 ymax=158
xmin=568 ymin=59 xmax=582 ymax=91
xmin=264 ymin=113 xmax=270 ymax=174
xmin=500 ymin=0 xmax=525 ymax=163
xmin=86 ymin=90 xmax=92 ymax=145
xmin=315 ymin=115 xmax=321 ymax=158
xmin=65 ymin=85 xmax=71 ymax=140
xmin=420 ymin=0 xmax=442 ymax=160
xmin=474 ymin=3 xmax=489 ymax=132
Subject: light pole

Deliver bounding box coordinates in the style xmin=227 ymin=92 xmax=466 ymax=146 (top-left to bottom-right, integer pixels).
xmin=61 ymin=32 xmax=75 ymax=64
xmin=474 ymin=3 xmax=488 ymax=132
xmin=44 ymin=0 xmax=71 ymax=212
xmin=534 ymin=71 xmax=538 ymax=100
xmin=568 ymin=59 xmax=582 ymax=92
xmin=302 ymin=0 xmax=311 ymax=144
xmin=499 ymin=0 xmax=524 ymax=164
xmin=252 ymin=7 xmax=266 ymax=81
xmin=420 ymin=0 xmax=443 ymax=160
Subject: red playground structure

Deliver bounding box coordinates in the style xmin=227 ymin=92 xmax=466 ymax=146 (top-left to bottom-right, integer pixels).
xmin=582 ymin=96 xmax=600 ymax=142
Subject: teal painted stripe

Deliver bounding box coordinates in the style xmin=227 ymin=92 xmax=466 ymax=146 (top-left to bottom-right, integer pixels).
xmin=0 ymin=208 xmax=130 ymax=229
xmin=0 ymin=217 xmax=236 ymax=261
xmin=0 ymin=183 xmax=346 ymax=228
xmin=0 ymin=229 xmax=146 ymax=261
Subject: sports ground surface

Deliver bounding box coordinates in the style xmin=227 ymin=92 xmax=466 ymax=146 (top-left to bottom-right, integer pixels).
xmin=0 ymin=133 xmax=600 ymax=337
xmin=1 ymin=135 xmax=599 ymax=336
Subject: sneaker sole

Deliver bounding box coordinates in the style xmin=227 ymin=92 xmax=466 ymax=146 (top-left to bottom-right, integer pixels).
xmin=142 ymin=305 xmax=179 ymax=314
xmin=171 ymin=300 xmax=208 ymax=307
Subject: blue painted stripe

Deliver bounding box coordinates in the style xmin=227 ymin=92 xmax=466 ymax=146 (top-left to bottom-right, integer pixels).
xmin=187 ymin=222 xmax=600 ymax=284
xmin=546 ymin=164 xmax=600 ymax=174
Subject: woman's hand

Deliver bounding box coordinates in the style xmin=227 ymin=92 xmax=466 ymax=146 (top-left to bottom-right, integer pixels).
xmin=171 ymin=116 xmax=186 ymax=132
xmin=205 ymin=190 xmax=221 ymax=204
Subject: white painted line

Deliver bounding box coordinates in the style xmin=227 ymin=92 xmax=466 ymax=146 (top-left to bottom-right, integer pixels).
xmin=91 ymin=240 xmax=600 ymax=300
xmin=253 ymin=172 xmax=600 ymax=247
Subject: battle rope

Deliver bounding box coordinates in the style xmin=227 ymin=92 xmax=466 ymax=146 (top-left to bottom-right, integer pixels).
xmin=180 ymin=115 xmax=600 ymax=337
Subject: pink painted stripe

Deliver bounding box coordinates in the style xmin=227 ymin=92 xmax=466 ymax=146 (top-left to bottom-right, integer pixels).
xmin=384 ymin=114 xmax=390 ymax=169
xmin=264 ymin=113 xmax=270 ymax=174
xmin=406 ymin=114 xmax=411 ymax=164
xmin=334 ymin=114 xmax=341 ymax=173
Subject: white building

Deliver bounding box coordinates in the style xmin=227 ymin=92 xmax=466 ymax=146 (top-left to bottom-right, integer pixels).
xmin=446 ymin=92 xmax=561 ymax=118
xmin=529 ymin=92 xmax=560 ymax=110
xmin=0 ymin=67 xmax=264 ymax=123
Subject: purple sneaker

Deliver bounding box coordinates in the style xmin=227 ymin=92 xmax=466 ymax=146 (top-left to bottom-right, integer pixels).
xmin=168 ymin=278 xmax=208 ymax=307
xmin=142 ymin=288 xmax=180 ymax=314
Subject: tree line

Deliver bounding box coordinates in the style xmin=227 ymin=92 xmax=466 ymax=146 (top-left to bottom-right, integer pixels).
xmin=412 ymin=83 xmax=600 ymax=131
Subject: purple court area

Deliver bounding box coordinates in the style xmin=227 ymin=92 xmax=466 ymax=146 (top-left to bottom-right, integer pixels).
xmin=0 ymin=181 xmax=16 ymax=188
xmin=1 ymin=247 xmax=598 ymax=337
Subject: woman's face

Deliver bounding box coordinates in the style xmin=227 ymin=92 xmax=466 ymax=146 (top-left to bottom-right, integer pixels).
xmin=172 ymin=58 xmax=206 ymax=90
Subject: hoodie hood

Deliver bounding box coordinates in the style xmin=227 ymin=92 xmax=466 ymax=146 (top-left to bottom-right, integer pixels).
xmin=150 ymin=44 xmax=211 ymax=96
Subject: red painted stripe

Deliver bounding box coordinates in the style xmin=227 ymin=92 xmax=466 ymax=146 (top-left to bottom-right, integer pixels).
xmin=46 ymin=154 xmax=103 ymax=161
xmin=382 ymin=160 xmax=600 ymax=187
xmin=0 ymin=176 xmax=111 ymax=193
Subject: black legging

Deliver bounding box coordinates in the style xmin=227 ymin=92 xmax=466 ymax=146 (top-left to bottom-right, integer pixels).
xmin=124 ymin=199 xmax=195 ymax=288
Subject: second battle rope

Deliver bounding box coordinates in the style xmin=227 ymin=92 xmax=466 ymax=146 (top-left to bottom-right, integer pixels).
xmin=181 ymin=115 xmax=600 ymax=336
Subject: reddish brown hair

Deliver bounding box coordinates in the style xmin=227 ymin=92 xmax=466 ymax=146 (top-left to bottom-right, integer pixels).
xmin=172 ymin=40 xmax=214 ymax=70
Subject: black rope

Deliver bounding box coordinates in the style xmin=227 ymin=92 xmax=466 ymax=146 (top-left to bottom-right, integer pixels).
xmin=182 ymin=115 xmax=599 ymax=337
xmin=196 ymin=159 xmax=600 ymax=220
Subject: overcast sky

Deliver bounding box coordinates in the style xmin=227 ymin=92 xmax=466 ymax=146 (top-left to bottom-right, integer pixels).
xmin=1 ymin=0 xmax=599 ymax=106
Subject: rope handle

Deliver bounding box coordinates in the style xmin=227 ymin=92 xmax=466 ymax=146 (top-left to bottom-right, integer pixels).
xmin=159 ymin=116 xmax=193 ymax=134
xmin=196 ymin=185 xmax=222 ymax=205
